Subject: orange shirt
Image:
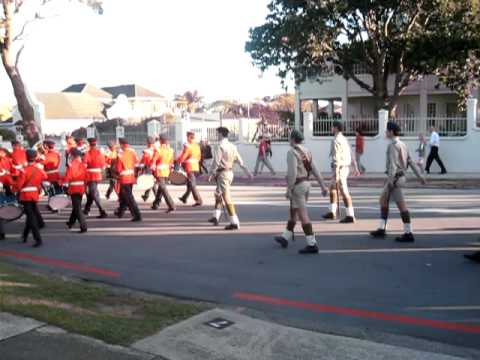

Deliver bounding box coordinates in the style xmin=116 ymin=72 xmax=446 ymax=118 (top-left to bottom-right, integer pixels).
xmin=11 ymin=147 xmax=27 ymax=174
xmin=0 ymin=157 xmax=13 ymax=187
xmin=105 ymin=148 xmax=117 ymax=166
xmin=176 ymin=142 xmax=201 ymax=173
xmin=14 ymin=164 xmax=48 ymax=202
xmin=355 ymin=135 xmax=365 ymax=154
xmin=115 ymin=146 xmax=138 ymax=185
xmin=83 ymin=147 xmax=106 ymax=182
xmin=63 ymin=158 xmax=87 ymax=195
xmin=141 ymin=145 xmax=156 ymax=169
xmin=152 ymin=145 xmax=174 ymax=178
xmin=44 ymin=149 xmax=61 ymax=182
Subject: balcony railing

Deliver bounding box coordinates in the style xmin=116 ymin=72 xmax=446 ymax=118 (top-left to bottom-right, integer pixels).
xmin=313 ymin=118 xmax=379 ymax=137
xmin=395 ymin=117 xmax=467 ymax=137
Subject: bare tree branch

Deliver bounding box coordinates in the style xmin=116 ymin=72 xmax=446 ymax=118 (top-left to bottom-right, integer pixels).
xmin=15 ymin=42 xmax=24 ymax=67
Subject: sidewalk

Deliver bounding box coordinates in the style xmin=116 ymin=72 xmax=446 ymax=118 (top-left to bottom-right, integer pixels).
xmin=2 ymin=310 xmax=478 ymax=360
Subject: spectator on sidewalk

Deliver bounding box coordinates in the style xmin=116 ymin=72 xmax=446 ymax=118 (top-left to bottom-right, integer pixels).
xmin=355 ymin=129 xmax=366 ymax=174
xmin=425 ymin=126 xmax=447 ymax=175
xmin=259 ymin=136 xmax=273 ymax=174
xmin=415 ymin=134 xmax=427 ymax=173
xmin=254 ymin=136 xmax=276 ymax=176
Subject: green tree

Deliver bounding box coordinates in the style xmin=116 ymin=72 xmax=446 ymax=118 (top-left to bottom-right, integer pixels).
xmin=0 ymin=0 xmax=103 ymax=145
xmin=246 ymin=0 xmax=480 ymax=114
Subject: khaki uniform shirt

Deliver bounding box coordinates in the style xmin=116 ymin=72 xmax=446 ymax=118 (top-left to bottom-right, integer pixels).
xmin=287 ymin=145 xmax=324 ymax=192
xmin=330 ymin=133 xmax=352 ymax=168
xmin=210 ymin=138 xmax=244 ymax=174
xmin=386 ymin=137 xmax=422 ymax=183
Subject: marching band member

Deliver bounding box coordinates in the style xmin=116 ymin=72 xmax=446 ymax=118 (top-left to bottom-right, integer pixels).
xmin=75 ymin=137 xmax=88 ymax=157
xmin=140 ymin=136 xmax=157 ymax=202
xmin=63 ymin=148 xmax=88 ymax=233
xmin=43 ymin=139 xmax=62 ymax=192
xmin=150 ymin=135 xmax=175 ymax=212
xmin=83 ymin=138 xmax=107 ymax=218
xmin=370 ymin=122 xmax=426 ymax=242
xmin=104 ymin=140 xmax=118 ymax=200
xmin=11 ymin=141 xmax=27 ymax=176
xmin=177 ymin=131 xmax=203 ymax=207
xmin=65 ymin=135 xmax=76 ymax=165
xmin=322 ymin=121 xmax=359 ymax=223
xmin=208 ymin=127 xmax=252 ymax=230
xmin=0 ymin=148 xmax=14 ymax=241
xmin=13 ymin=149 xmax=47 ymax=247
xmin=115 ymin=138 xmax=142 ymax=222
xmin=274 ymin=130 xmax=329 ymax=254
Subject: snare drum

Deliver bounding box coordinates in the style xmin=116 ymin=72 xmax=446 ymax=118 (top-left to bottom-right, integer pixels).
xmin=136 ymin=174 xmax=155 ymax=191
xmin=0 ymin=192 xmax=24 ymax=221
xmin=168 ymin=170 xmax=188 ymax=185
xmin=48 ymin=186 xmax=70 ymax=210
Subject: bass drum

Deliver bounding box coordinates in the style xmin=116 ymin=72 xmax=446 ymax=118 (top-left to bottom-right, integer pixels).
xmin=136 ymin=174 xmax=155 ymax=191
xmin=168 ymin=170 xmax=188 ymax=185
xmin=0 ymin=192 xmax=24 ymax=222
xmin=48 ymin=186 xmax=70 ymax=211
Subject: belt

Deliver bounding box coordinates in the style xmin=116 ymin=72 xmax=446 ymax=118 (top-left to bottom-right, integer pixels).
xmin=157 ymin=164 xmax=170 ymax=169
xmin=0 ymin=170 xmax=6 ymax=176
xmin=21 ymin=187 xmax=38 ymax=193
xmin=295 ymin=177 xmax=309 ymax=185
xmin=87 ymin=168 xmax=102 ymax=173
xmin=186 ymin=159 xmax=199 ymax=163
xmin=14 ymin=165 xmax=23 ymax=170
xmin=120 ymin=170 xmax=134 ymax=176
xmin=46 ymin=169 xmax=59 ymax=174
xmin=69 ymin=181 xmax=85 ymax=186
xmin=217 ymin=168 xmax=232 ymax=173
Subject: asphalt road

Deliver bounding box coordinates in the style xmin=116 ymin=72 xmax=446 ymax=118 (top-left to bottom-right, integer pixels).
xmin=1 ymin=184 xmax=479 ymax=353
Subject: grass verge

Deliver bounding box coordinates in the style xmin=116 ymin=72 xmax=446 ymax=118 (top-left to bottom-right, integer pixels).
xmin=0 ymin=261 xmax=205 ymax=345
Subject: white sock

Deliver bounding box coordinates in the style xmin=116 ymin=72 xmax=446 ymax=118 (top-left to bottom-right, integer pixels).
xmin=306 ymin=235 xmax=317 ymax=247
xmin=213 ymin=209 xmax=222 ymax=220
xmin=281 ymin=229 xmax=293 ymax=241
xmin=230 ymin=214 xmax=240 ymax=226
xmin=346 ymin=207 xmax=355 ymax=217
xmin=378 ymin=219 xmax=387 ymax=230
xmin=330 ymin=203 xmax=337 ymax=214
xmin=404 ymin=223 xmax=412 ymax=234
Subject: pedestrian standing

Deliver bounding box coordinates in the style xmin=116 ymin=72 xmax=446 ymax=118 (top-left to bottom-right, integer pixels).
xmin=415 ymin=134 xmax=427 ymax=173
xmin=322 ymin=121 xmax=359 ymax=223
xmin=370 ymin=122 xmax=426 ymax=242
xmin=274 ymin=130 xmax=329 ymax=254
xmin=13 ymin=149 xmax=47 ymax=247
xmin=64 ymin=149 xmax=88 ymax=233
xmin=253 ymin=136 xmax=276 ymax=176
xmin=425 ymin=126 xmax=447 ymax=174
xmin=83 ymin=138 xmax=107 ymax=218
xmin=355 ymin=128 xmax=366 ymax=174
xmin=207 ymin=127 xmax=252 ymax=230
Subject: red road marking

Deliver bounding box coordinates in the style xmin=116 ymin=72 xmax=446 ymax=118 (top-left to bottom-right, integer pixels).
xmin=0 ymin=250 xmax=120 ymax=278
xmin=233 ymin=292 xmax=480 ymax=335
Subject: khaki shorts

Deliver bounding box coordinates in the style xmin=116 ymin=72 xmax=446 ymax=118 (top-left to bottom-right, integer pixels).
xmin=380 ymin=176 xmax=406 ymax=204
xmin=215 ymin=171 xmax=234 ymax=197
xmin=290 ymin=181 xmax=311 ymax=209
xmin=331 ymin=166 xmax=350 ymax=193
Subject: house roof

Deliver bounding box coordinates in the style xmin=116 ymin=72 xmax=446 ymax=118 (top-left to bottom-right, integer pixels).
xmin=63 ymin=83 xmax=112 ymax=99
xmin=102 ymin=84 xmax=165 ymax=99
xmin=36 ymin=93 xmax=105 ymax=119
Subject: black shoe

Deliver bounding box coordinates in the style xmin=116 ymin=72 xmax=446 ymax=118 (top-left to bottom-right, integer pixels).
xmin=192 ymin=202 xmax=202 ymax=207
xmin=0 ymin=233 xmax=5 ymax=241
xmin=396 ymin=233 xmax=415 ymax=243
xmin=225 ymin=224 xmax=239 ymax=231
xmin=178 ymin=197 xmax=187 ymax=204
xmin=22 ymin=236 xmax=27 ymax=243
xmin=131 ymin=217 xmax=142 ymax=222
xmin=39 ymin=223 xmax=46 ymax=230
xmin=298 ymin=245 xmax=319 ymax=254
xmin=83 ymin=210 xmax=89 ymax=216
xmin=165 ymin=208 xmax=175 ymax=214
xmin=32 ymin=242 xmax=42 ymax=248
xmin=274 ymin=236 xmax=288 ymax=249
xmin=322 ymin=212 xmax=336 ymax=220
xmin=340 ymin=216 xmax=355 ymax=224
xmin=141 ymin=194 xmax=149 ymax=202
xmin=208 ymin=217 xmax=219 ymax=226
xmin=464 ymin=252 xmax=480 ymax=263
xmin=66 ymin=222 xmax=73 ymax=229
xmin=96 ymin=212 xmax=108 ymax=219
xmin=151 ymin=204 xmax=159 ymax=210
xmin=440 ymin=171 xmax=447 ymax=175
xmin=114 ymin=209 xmax=125 ymax=218
xmin=78 ymin=228 xmax=87 ymax=234
xmin=370 ymin=229 xmax=386 ymax=238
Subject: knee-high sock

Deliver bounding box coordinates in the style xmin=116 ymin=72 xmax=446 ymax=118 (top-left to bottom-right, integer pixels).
xmin=226 ymin=203 xmax=239 ymax=225
xmin=400 ymin=211 xmax=412 ymax=233
xmin=280 ymin=220 xmax=296 ymax=241
xmin=379 ymin=206 xmax=389 ymax=230
xmin=302 ymin=223 xmax=316 ymax=246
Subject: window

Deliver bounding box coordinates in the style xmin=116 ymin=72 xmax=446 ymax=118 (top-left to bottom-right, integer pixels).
xmin=446 ymin=103 xmax=458 ymax=117
xmin=402 ymin=103 xmax=415 ymax=118
xmin=427 ymin=103 xmax=436 ymax=118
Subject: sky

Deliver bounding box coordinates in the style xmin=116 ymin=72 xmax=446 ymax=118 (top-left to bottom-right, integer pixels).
xmin=0 ymin=0 xmax=291 ymax=105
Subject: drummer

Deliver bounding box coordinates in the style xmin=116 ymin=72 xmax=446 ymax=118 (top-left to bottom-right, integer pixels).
xmin=42 ymin=140 xmax=62 ymax=210
xmin=13 ymin=149 xmax=48 ymax=247
xmin=140 ymin=136 xmax=157 ymax=202
xmin=63 ymin=148 xmax=88 ymax=233
xmin=151 ymin=135 xmax=175 ymax=213
xmin=177 ymin=131 xmax=203 ymax=207
xmin=0 ymin=148 xmax=14 ymax=241
xmin=83 ymin=138 xmax=107 ymax=218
